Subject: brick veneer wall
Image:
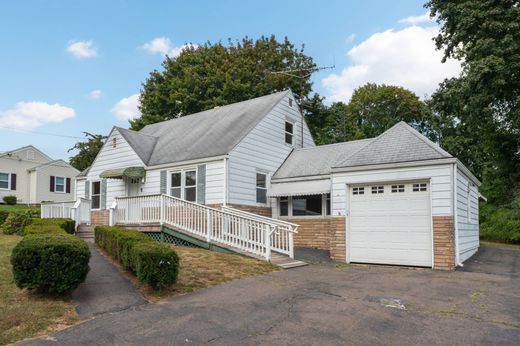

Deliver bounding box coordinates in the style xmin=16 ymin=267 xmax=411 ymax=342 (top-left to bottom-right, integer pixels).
xmin=433 ymin=216 xmax=456 ymax=270
xmin=91 ymin=210 xmax=109 ymax=226
xmin=329 ymin=217 xmax=346 ymax=262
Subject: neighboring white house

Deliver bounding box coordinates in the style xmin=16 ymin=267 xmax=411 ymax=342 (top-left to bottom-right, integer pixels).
xmin=0 ymin=145 xmax=79 ymax=204
xmin=74 ymin=90 xmax=481 ymax=270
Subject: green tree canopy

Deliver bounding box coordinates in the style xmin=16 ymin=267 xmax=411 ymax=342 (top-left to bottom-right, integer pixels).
xmin=68 ymin=132 xmax=107 ymax=171
xmin=130 ymin=35 xmax=316 ymax=130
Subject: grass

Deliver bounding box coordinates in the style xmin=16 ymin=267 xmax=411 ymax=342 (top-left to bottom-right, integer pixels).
xmin=102 ymin=245 xmax=279 ymax=302
xmin=0 ymin=234 xmax=78 ymax=345
xmin=0 ymin=204 xmax=39 ymax=213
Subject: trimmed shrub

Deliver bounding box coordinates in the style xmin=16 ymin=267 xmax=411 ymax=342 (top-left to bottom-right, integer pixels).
xmin=133 ymin=242 xmax=179 ymax=289
xmin=1 ymin=211 xmax=32 ymax=235
xmin=11 ymin=233 xmax=90 ymax=293
xmin=0 ymin=211 xmax=9 ymax=225
xmin=2 ymin=195 xmax=17 ymax=205
xmin=24 ymin=224 xmax=65 ymax=236
xmin=95 ymin=226 xmax=179 ymax=288
xmin=30 ymin=218 xmax=75 ymax=234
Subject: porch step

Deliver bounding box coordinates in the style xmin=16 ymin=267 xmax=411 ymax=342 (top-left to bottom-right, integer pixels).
xmin=76 ymin=224 xmax=94 ymax=243
xmin=270 ymin=252 xmax=308 ymax=269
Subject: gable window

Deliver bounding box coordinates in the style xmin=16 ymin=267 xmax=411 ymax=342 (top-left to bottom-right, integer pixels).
xmin=285 ymin=121 xmax=294 ymax=145
xmin=91 ymin=181 xmax=101 ymax=209
xmin=371 ymin=186 xmax=384 ymax=194
xmin=289 ymin=99 xmax=293 ymax=107
xmin=392 ymin=185 xmax=405 ymax=193
xmin=112 ymin=137 xmax=117 ymax=148
xmin=55 ymin=176 xmax=65 ymax=193
xmin=352 ymin=187 xmax=364 ymax=195
xmin=413 ymin=183 xmax=427 ymax=192
xmin=169 ymin=169 xmax=197 ymax=202
xmin=256 ymin=173 xmax=267 ymax=204
xmin=0 ymin=173 xmax=9 ymax=189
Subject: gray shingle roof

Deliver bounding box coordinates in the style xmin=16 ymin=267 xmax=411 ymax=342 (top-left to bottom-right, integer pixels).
xmin=272 ymin=138 xmax=373 ymax=179
xmin=273 ymin=122 xmax=452 ymax=180
xmin=134 ymin=90 xmax=289 ymax=166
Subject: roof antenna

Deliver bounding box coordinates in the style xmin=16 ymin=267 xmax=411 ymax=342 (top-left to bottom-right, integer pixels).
xmin=269 ymin=64 xmax=335 ymax=147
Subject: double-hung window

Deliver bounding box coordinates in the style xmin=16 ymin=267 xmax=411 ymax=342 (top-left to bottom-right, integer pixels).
xmin=55 ymin=176 xmax=65 ymax=193
xmin=170 ymin=169 xmax=197 ymax=202
xmin=91 ymin=181 xmax=101 ymax=209
xmin=285 ymin=121 xmax=294 ymax=145
xmin=0 ymin=173 xmax=9 ymax=189
xmin=256 ymin=173 xmax=267 ymax=204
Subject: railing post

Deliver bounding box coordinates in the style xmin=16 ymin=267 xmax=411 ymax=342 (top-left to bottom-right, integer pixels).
xmin=160 ymin=194 xmax=164 ymax=225
xmin=289 ymin=229 xmax=294 ymax=259
xmin=265 ymin=225 xmax=272 ymax=260
xmin=206 ymin=209 xmax=212 ymax=242
xmin=62 ymin=203 xmax=66 ymax=218
xmin=109 ymin=200 xmax=117 ymax=226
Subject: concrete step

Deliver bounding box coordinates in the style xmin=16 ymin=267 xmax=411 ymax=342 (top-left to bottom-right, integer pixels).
xmin=270 ymin=252 xmax=308 ymax=269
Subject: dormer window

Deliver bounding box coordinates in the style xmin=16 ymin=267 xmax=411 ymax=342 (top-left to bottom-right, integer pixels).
xmin=285 ymin=121 xmax=294 ymax=145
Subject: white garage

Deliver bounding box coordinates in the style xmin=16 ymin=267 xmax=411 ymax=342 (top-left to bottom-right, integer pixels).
xmin=348 ymin=181 xmax=432 ymax=267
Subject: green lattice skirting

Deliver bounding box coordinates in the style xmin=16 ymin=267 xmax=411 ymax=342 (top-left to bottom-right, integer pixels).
xmin=144 ymin=232 xmax=201 ymax=248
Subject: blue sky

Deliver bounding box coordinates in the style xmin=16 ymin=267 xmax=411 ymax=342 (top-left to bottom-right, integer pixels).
xmin=0 ymin=0 xmax=460 ymax=160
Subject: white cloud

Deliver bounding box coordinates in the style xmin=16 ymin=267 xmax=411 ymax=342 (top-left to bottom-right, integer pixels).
xmin=399 ymin=12 xmax=432 ymax=25
xmin=66 ymin=40 xmax=97 ymax=58
xmin=322 ymin=26 xmax=461 ymax=102
xmin=140 ymin=37 xmax=196 ymax=57
xmin=111 ymin=94 xmax=141 ymax=121
xmin=88 ymin=89 xmax=102 ymax=99
xmin=0 ymin=102 xmax=75 ymax=130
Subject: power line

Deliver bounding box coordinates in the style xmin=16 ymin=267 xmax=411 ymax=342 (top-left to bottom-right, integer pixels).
xmin=0 ymin=125 xmax=85 ymax=140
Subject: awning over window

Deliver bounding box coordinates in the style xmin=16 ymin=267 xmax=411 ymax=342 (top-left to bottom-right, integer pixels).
xmin=267 ymin=179 xmax=331 ymax=197
xmin=99 ymin=166 xmax=146 ymax=179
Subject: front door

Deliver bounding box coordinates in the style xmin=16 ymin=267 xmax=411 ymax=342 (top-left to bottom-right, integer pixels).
xmin=127 ymin=178 xmax=140 ymax=197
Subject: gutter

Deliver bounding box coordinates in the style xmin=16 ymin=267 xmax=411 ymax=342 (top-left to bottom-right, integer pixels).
xmin=145 ymin=155 xmax=229 ymax=170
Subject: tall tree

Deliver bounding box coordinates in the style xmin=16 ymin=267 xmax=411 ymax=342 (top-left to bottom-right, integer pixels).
xmin=68 ymin=132 xmax=107 ymax=171
xmin=426 ymin=0 xmax=520 ymax=204
xmin=131 ymin=36 xmax=316 ymax=130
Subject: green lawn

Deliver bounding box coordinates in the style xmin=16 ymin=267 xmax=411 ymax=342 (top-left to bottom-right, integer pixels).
xmin=0 ymin=234 xmax=78 ymax=345
xmin=0 ymin=204 xmax=39 ymax=213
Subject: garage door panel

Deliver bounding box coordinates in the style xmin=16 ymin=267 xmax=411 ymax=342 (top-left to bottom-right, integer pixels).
xmin=349 ymin=182 xmax=432 ymax=267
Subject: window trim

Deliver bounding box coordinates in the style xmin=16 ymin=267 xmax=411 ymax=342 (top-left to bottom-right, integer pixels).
xmin=413 ymin=183 xmax=427 ymax=192
xmin=168 ymin=167 xmax=198 ymax=202
xmin=91 ymin=180 xmax=101 ymax=210
xmin=54 ymin=176 xmax=66 ymax=193
xmin=0 ymin=172 xmax=10 ymax=190
xmin=284 ymin=120 xmax=294 ymax=146
xmin=371 ymin=185 xmax=384 ymax=194
xmin=256 ymin=172 xmax=268 ymax=205
xmin=391 ymin=184 xmax=405 ymax=193
xmin=278 ymin=194 xmax=331 ymax=218
xmin=352 ymin=187 xmax=365 ymax=195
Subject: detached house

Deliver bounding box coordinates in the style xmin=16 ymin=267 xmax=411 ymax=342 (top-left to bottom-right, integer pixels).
xmin=0 ymin=145 xmax=79 ymax=204
xmin=71 ymin=90 xmax=481 ymax=270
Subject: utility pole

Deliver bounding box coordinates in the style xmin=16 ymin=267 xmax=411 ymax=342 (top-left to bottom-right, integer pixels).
xmin=269 ymin=65 xmax=335 ymax=147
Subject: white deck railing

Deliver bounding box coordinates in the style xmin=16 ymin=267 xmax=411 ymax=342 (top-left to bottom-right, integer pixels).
xmin=112 ymin=194 xmax=298 ymax=260
xmin=41 ymin=201 xmax=76 ymax=219
xmin=71 ymin=198 xmax=91 ymax=225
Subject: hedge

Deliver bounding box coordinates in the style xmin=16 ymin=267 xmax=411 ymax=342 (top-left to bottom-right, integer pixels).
xmin=0 ymin=210 xmax=9 ymax=225
xmin=1 ymin=211 xmax=32 ymax=235
xmin=30 ymin=218 xmax=75 ymax=234
xmin=24 ymin=224 xmax=65 ymax=236
xmin=11 ymin=233 xmax=90 ymax=293
xmin=95 ymin=226 xmax=179 ymax=289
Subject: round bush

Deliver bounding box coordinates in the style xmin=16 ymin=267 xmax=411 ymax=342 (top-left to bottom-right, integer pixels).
xmin=133 ymin=242 xmax=179 ymax=289
xmin=11 ymin=233 xmax=90 ymax=293
xmin=2 ymin=195 xmax=17 ymax=205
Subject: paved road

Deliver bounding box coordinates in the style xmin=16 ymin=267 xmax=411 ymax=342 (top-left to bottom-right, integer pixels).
xmin=21 ymin=243 xmax=520 ymax=345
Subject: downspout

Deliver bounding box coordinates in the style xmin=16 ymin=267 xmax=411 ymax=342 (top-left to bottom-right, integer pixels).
xmin=223 ymin=157 xmax=228 ymax=206
xmin=453 ymin=163 xmax=462 ymax=267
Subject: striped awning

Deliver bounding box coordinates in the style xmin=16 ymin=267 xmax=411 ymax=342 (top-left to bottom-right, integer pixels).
xmin=99 ymin=166 xmax=146 ymax=179
xmin=267 ymin=179 xmax=331 ymax=197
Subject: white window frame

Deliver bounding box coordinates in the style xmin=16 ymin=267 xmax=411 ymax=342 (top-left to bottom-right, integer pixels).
xmin=391 ymin=184 xmax=405 ymax=193
xmin=371 ymin=186 xmax=384 ymax=194
xmin=168 ymin=168 xmax=197 ymax=202
xmin=285 ymin=120 xmax=294 ymax=146
xmin=0 ymin=172 xmax=10 ymax=190
xmin=54 ymin=176 xmax=66 ymax=193
xmin=256 ymin=172 xmax=268 ymax=205
xmin=278 ymin=194 xmax=331 ymax=218
xmin=91 ymin=180 xmax=101 ymax=210
xmin=352 ymin=187 xmax=364 ymax=195
xmin=413 ymin=183 xmax=427 ymax=192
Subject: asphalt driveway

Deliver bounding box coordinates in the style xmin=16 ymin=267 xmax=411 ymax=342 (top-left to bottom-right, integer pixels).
xmin=20 ymin=243 xmax=520 ymax=345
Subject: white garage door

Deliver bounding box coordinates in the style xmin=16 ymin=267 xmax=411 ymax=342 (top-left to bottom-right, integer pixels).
xmin=349 ymin=182 xmax=432 ymax=267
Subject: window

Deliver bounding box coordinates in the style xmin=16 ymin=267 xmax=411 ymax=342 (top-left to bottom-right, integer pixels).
xmin=371 ymin=186 xmax=384 ymax=194
xmin=293 ymin=195 xmax=322 ymax=216
xmin=112 ymin=137 xmax=117 ymax=148
xmin=256 ymin=173 xmax=267 ymax=204
xmin=280 ymin=197 xmax=289 ymax=216
xmin=352 ymin=187 xmax=364 ymax=195
xmin=55 ymin=176 xmax=65 ymax=193
xmin=285 ymin=121 xmax=294 ymax=145
xmin=289 ymin=99 xmax=293 ymax=107
xmin=184 ymin=170 xmax=197 ymax=202
xmin=170 ymin=169 xmax=196 ymax=201
xmin=413 ymin=183 xmax=427 ymax=192
xmin=392 ymin=185 xmax=405 ymax=193
xmin=0 ymin=173 xmax=9 ymax=189
xmin=91 ymin=181 xmax=101 ymax=209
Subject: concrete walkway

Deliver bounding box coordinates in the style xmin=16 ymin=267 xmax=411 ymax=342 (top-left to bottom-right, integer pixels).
xmin=71 ymin=243 xmax=147 ymax=320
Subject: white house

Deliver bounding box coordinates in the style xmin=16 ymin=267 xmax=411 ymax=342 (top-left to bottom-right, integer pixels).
xmin=72 ymin=90 xmax=480 ymax=269
xmin=0 ymin=145 xmax=79 ymax=204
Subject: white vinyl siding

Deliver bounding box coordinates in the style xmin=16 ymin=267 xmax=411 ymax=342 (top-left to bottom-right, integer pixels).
xmin=228 ymin=94 xmax=315 ymax=206
xmin=75 ymin=179 xmax=85 ymax=200
xmin=456 ymin=170 xmax=480 ymax=262
xmin=332 ymin=164 xmax=453 ymax=217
